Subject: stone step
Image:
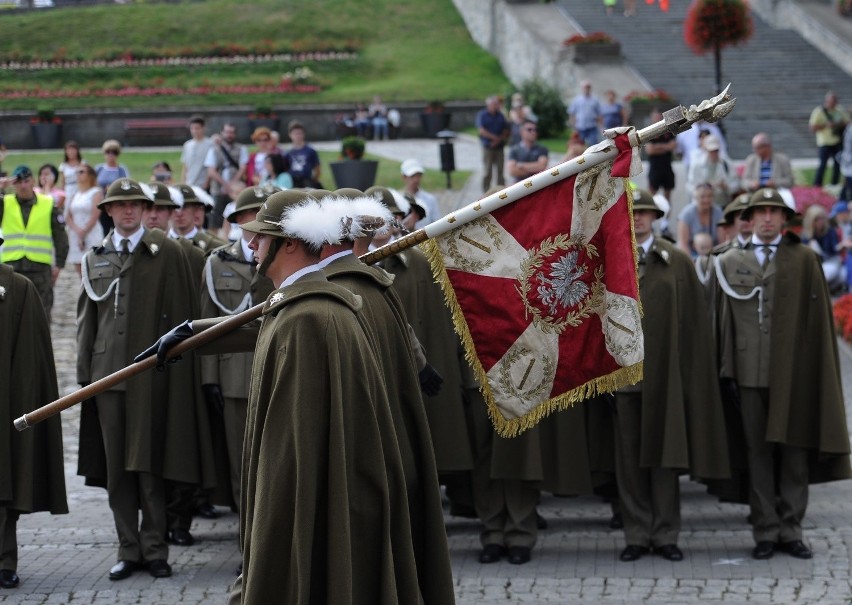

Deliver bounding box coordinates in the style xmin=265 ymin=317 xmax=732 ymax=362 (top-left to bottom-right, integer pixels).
xmin=557 ymin=0 xmax=852 ymax=160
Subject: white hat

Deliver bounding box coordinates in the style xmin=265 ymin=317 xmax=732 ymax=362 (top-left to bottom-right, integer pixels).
xmin=703 ymin=135 xmax=721 ymax=151
xmin=400 ymin=158 xmax=425 ymax=177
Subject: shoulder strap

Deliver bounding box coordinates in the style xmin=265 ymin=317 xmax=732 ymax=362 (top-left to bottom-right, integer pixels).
xmin=219 ymin=143 xmax=240 ymax=170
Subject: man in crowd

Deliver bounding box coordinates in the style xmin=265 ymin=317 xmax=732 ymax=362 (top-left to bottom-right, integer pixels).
xmin=0 ymin=232 xmax=67 ymax=590
xmin=742 ymin=133 xmax=794 ymax=192
xmin=713 ymin=187 xmax=852 ymax=560
xmin=476 ymin=96 xmax=509 ymax=192
xmin=181 ymin=114 xmax=214 ymax=190
xmin=568 ymin=80 xmax=601 ymax=145
xmin=76 ymin=178 xmax=215 ymax=580
xmin=205 ymin=122 xmax=248 ymax=231
xmin=0 ymin=165 xmax=68 ymax=319
xmin=285 ymin=120 xmax=322 ymax=188
xmin=399 ymin=159 xmax=439 ymax=228
xmin=809 ymin=91 xmax=849 ymax=186
xmin=507 ymin=119 xmax=549 ymax=184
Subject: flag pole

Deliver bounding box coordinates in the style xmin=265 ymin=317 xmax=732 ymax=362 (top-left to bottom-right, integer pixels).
xmin=14 ymin=87 xmax=734 ymax=432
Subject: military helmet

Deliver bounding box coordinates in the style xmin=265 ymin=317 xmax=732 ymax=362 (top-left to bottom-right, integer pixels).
xmin=240 ymin=189 xmax=311 ymax=237
xmin=719 ymin=192 xmax=751 ymax=226
xmin=227 ymin=184 xmax=281 ymax=223
xmin=741 ymin=187 xmax=795 ymax=220
xmin=99 ymin=178 xmax=153 ymax=208
xmin=631 ymin=188 xmax=664 ymax=219
xmin=306 ymin=189 xmax=333 ymax=200
xmin=333 ymin=188 xmax=364 ymax=201
xmin=175 ymin=184 xmax=214 ymax=208
xmin=364 ymin=186 xmax=401 ymax=214
xmin=146 ymin=182 xmax=179 ymax=208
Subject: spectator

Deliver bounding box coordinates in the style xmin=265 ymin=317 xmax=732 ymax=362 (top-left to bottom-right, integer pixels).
xmin=58 ymin=140 xmax=83 ymax=201
xmin=180 ymin=114 xmax=213 ymax=189
xmin=568 ymin=80 xmax=602 ymax=145
xmin=600 ymin=90 xmax=627 ymax=130
xmin=742 ymin=133 xmax=794 ymax=191
xmin=809 ymin=91 xmax=849 ymax=186
xmin=151 ymin=161 xmax=174 ymax=184
xmin=686 ymin=134 xmax=739 ymax=206
xmin=676 ymin=120 xmax=726 ymax=174
xmin=35 ymin=163 xmax=65 ymax=211
xmin=354 ymin=103 xmax=371 ymax=138
xmin=561 ymin=131 xmax=587 ymax=162
xmin=205 ymin=122 xmax=248 ymax=230
xmin=400 ymin=158 xmax=440 ymax=229
xmin=246 ymin=127 xmax=276 ymax=186
xmin=476 ymin=95 xmax=510 ymax=192
xmin=841 ymin=120 xmax=852 ymax=201
xmin=64 ymin=163 xmax=103 ymax=276
xmin=507 ymin=120 xmax=549 ymax=184
xmin=264 ymin=153 xmax=293 ymax=189
xmin=285 ymin=120 xmax=322 ymax=188
xmin=801 ymin=204 xmax=845 ymax=291
xmin=677 ymin=182 xmax=724 ymax=256
xmin=644 ymin=109 xmax=677 ymax=201
xmin=368 ymin=95 xmax=389 ymax=140
xmin=508 ymin=92 xmax=538 ymax=146
xmin=94 ymin=139 xmax=129 ymax=233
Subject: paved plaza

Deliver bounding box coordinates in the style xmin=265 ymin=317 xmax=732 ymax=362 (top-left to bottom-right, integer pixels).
xmin=3 ymin=139 xmax=851 ymax=604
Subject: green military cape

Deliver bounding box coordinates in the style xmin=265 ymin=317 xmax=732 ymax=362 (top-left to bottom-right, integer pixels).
xmin=322 ymin=252 xmax=454 ymax=604
xmin=716 ymin=234 xmax=851 ymax=483
xmin=76 ymin=228 xmax=217 ymax=488
xmin=0 ymin=266 xmax=67 ymax=514
xmin=381 ymin=247 xmax=473 ymax=472
xmin=232 ymin=272 xmax=438 ymax=605
xmin=635 ymin=238 xmax=731 ymax=479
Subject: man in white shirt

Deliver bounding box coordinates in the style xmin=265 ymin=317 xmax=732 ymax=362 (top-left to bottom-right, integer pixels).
xmin=400 ymin=158 xmax=440 ymax=229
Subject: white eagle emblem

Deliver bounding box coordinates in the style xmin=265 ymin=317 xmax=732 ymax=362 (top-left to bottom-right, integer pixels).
xmin=536 ymin=251 xmax=589 ymax=315
xmin=270 ymin=292 xmax=285 ymax=305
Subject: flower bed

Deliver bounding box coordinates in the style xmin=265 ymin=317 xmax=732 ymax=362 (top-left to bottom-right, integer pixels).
xmin=624 ymin=89 xmax=673 ymax=104
xmin=833 ymin=294 xmax=852 ymax=342
xmin=563 ymin=32 xmax=615 ymax=46
xmin=0 ymin=51 xmax=358 ymax=72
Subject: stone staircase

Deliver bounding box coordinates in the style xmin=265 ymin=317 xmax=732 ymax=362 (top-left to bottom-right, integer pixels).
xmin=557 ymin=0 xmax=852 ymax=159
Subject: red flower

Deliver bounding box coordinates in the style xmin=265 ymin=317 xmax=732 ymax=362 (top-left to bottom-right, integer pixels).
xmin=684 ymin=0 xmax=753 ymax=54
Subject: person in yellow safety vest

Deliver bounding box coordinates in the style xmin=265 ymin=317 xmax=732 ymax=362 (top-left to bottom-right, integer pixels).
xmin=1 ymin=165 xmax=68 ymax=320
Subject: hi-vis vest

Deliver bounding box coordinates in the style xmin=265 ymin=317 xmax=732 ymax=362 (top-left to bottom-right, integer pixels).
xmin=1 ymin=193 xmax=54 ymax=265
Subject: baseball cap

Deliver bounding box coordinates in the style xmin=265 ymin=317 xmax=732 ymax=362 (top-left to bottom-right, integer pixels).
xmin=830 ymin=200 xmax=849 ymax=219
xmin=400 ymin=159 xmax=425 ymax=177
xmin=11 ymin=166 xmax=33 ymax=182
xmin=703 ymin=135 xmax=721 ymax=151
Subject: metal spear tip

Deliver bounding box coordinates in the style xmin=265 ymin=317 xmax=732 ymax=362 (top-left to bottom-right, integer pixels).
xmin=686 ymin=84 xmax=736 ymax=124
xmin=13 ymin=415 xmax=30 ymax=432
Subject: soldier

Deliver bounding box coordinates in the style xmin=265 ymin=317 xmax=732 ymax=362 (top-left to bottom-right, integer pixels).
xmin=315 ymin=188 xmax=454 ymax=599
xmin=136 ymin=194 xmax=453 ymax=603
xmin=169 ymin=184 xmax=227 ymax=254
xmin=615 ymin=189 xmax=730 ymax=563
xmin=76 ymin=178 xmax=215 ymax=580
xmin=713 ymin=193 xmax=753 ymax=255
xmin=0 ymin=232 xmax=67 ymax=589
xmin=0 ymin=165 xmax=69 ymax=319
xmin=199 ymin=186 xmax=276 ymax=510
xmin=713 ymin=187 xmax=852 ymax=560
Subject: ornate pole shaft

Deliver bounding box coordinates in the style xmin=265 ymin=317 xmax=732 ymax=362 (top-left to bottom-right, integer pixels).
xmin=15 ymin=88 xmax=734 ymax=431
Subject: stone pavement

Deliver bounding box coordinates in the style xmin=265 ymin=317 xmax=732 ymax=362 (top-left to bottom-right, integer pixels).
xmin=4 ymin=142 xmax=852 ymax=604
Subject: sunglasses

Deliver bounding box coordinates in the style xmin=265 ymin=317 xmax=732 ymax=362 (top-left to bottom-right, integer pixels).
xmin=105 ymin=149 xmax=119 ymax=155
xmin=524 ymin=127 xmax=537 ymax=132
xmin=256 ymin=137 xmax=271 ymax=143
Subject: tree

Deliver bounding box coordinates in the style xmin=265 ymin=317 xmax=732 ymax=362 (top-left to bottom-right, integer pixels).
xmin=684 ymin=0 xmax=754 ymax=95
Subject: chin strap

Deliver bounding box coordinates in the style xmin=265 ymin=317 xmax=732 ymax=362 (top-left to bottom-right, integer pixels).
xmin=257 ymin=238 xmax=282 ymax=278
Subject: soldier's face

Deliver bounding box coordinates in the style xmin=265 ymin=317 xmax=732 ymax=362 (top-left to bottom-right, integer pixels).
xmin=751 ymin=206 xmax=786 ymax=242
xmin=144 ymin=206 xmax=173 ymax=230
xmin=106 ymin=200 xmax=144 ymax=235
xmin=733 ymin=211 xmax=753 ymax=239
xmin=248 ymin=233 xmax=271 ymax=264
xmin=632 ymin=209 xmax=656 ymax=243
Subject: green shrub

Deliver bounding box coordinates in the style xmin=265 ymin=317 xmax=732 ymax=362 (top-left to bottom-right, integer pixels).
xmin=517 ymin=80 xmax=566 ymax=139
xmin=340 ymin=136 xmax=366 ymax=160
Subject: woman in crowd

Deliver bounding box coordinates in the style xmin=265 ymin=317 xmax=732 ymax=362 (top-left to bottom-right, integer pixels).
xmin=802 ymin=204 xmax=845 ymax=292
xmin=600 ymin=90 xmax=627 ymax=130
xmin=58 ymin=140 xmax=84 ymax=202
xmin=677 ymin=182 xmax=724 ymax=256
xmin=64 ymin=164 xmax=103 ymax=275
xmin=94 ymin=139 xmax=129 ymax=232
xmin=36 ymin=163 xmax=66 ymax=210
xmin=264 ymin=153 xmax=293 ymax=189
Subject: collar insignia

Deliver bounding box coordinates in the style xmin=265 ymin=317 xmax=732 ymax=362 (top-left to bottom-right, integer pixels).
xmin=270 ymin=292 xmax=285 ymax=305
xmin=150 ymin=243 xmax=159 ymax=255
xmin=0 ymin=285 xmax=5 ymax=301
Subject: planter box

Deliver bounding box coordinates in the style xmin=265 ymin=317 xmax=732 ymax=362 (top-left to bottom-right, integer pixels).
xmin=561 ymin=41 xmax=622 ymax=64
xmin=330 ymin=160 xmax=379 ymax=190
xmin=419 ymin=113 xmax=452 ymax=138
xmin=31 ymin=122 xmax=63 ymax=149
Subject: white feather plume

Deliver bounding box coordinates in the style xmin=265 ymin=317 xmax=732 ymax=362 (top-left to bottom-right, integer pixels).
xmin=191 ymin=186 xmax=215 ymax=208
xmin=278 ymin=200 xmax=335 ymax=248
xmin=168 ymin=186 xmax=185 ymax=207
xmin=388 ymin=188 xmax=411 ymax=215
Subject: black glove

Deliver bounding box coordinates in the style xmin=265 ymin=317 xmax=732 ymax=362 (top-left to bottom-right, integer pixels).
xmin=202 ymin=383 xmax=225 ymax=416
xmin=601 ymin=392 xmax=617 ymax=414
xmin=719 ymin=377 xmax=741 ymax=410
xmin=418 ymin=363 xmax=444 ymax=397
xmin=133 ymin=319 xmax=194 ymax=369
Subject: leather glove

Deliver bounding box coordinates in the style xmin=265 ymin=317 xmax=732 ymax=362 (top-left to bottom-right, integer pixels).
xmin=418 ymin=363 xmax=444 ymax=397
xmin=719 ymin=377 xmax=741 ymax=410
xmin=133 ymin=319 xmax=194 ymax=369
xmin=202 ymin=383 xmax=225 ymax=416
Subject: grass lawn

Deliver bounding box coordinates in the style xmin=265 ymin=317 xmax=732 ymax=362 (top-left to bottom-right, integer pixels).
xmin=0 ymin=0 xmax=510 ymax=111
xmin=1 ymin=148 xmax=467 ymax=194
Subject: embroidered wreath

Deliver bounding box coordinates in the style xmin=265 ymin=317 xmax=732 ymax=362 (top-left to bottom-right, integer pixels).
xmin=443 ymin=216 xmax=503 ymax=273
xmin=516 ymin=234 xmax=605 ymax=335
xmin=497 ymin=345 xmax=556 ymax=404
